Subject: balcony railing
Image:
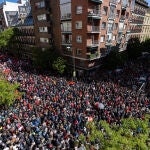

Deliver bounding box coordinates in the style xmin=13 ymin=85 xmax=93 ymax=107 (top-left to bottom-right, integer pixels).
xmin=108 ymin=13 xmax=115 ymax=20
xmin=61 ymin=13 xmax=71 ymax=20
xmin=88 ymin=9 xmax=101 ymax=19
xmin=122 ymin=2 xmax=128 ymax=9
xmin=62 ymin=40 xmax=72 ymax=45
xmin=110 ymin=0 xmax=117 ymax=4
xmin=87 ymin=40 xmax=99 ymax=47
xmin=107 ymin=27 xmax=113 ymax=33
xmin=88 ymin=26 xmax=100 ymax=33
xmin=120 ymin=16 xmax=126 ymax=21
xmin=61 ymin=27 xmax=72 ymax=32
xmin=105 ymin=39 xmax=112 ymax=45
xmin=90 ymin=0 xmax=103 ymax=4
xmin=119 ymin=28 xmax=123 ymax=32
xmin=117 ymin=38 xmax=122 ymax=44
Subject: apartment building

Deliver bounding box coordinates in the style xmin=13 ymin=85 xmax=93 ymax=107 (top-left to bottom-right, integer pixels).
xmin=58 ymin=0 xmax=134 ymax=70
xmin=141 ymin=7 xmax=150 ymax=41
xmin=130 ymin=0 xmax=149 ymax=39
xmin=15 ymin=1 xmax=35 ymax=59
xmin=30 ymin=0 xmax=54 ymax=51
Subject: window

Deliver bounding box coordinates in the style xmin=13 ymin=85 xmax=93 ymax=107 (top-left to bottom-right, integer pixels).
xmin=100 ymin=35 xmax=105 ymax=42
xmin=102 ymin=6 xmax=108 ymax=15
xmin=76 ymin=6 xmax=83 ymax=14
xmin=124 ymin=24 xmax=126 ymax=29
xmin=101 ymin=22 xmax=106 ymax=29
xmin=126 ymin=12 xmax=129 ymax=19
xmin=61 ymin=21 xmax=72 ymax=32
xmin=40 ymin=38 xmax=49 ymax=43
xmin=39 ymin=27 xmax=48 ymax=32
xmin=76 ymin=35 xmax=82 ymax=43
xmin=60 ymin=3 xmax=71 ymax=19
xmin=76 ymin=49 xmax=82 ymax=55
xmin=114 ymin=23 xmax=118 ymax=30
xmin=37 ymin=14 xmax=46 ymax=21
xmin=75 ymin=21 xmax=82 ymax=29
xmin=113 ymin=35 xmax=116 ymax=40
xmin=116 ymin=10 xmax=120 ymax=18
xmin=35 ymin=1 xmax=45 ymax=9
xmin=108 ymin=23 xmax=113 ymax=32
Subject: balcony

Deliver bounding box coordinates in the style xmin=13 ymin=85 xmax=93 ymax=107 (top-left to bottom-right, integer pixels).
xmin=119 ymin=28 xmax=123 ymax=33
xmin=117 ymin=38 xmax=122 ymax=44
xmin=61 ymin=27 xmax=72 ymax=33
xmin=87 ymin=26 xmax=100 ymax=33
xmin=128 ymin=18 xmax=132 ymax=23
xmin=90 ymin=0 xmax=103 ymax=4
xmin=122 ymin=3 xmax=128 ymax=10
xmin=61 ymin=13 xmax=71 ymax=21
xmin=110 ymin=0 xmax=117 ymax=4
xmin=87 ymin=40 xmax=99 ymax=47
xmin=120 ymin=16 xmax=126 ymax=22
xmin=88 ymin=9 xmax=102 ymax=19
xmin=108 ymin=14 xmax=115 ymax=20
xmin=126 ymin=29 xmax=131 ymax=33
xmin=105 ymin=39 xmax=112 ymax=45
xmin=107 ymin=27 xmax=113 ymax=33
xmin=62 ymin=40 xmax=72 ymax=45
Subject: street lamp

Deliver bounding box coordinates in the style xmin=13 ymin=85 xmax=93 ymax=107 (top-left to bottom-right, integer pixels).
xmin=67 ymin=46 xmax=76 ymax=79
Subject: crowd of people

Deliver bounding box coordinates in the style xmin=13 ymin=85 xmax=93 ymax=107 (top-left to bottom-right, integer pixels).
xmin=0 ymin=52 xmax=149 ymax=150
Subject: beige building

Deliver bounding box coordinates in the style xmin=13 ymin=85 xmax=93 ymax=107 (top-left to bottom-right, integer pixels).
xmin=141 ymin=8 xmax=150 ymax=41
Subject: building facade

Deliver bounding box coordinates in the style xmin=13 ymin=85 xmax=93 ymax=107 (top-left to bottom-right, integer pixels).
xmin=58 ymin=0 xmax=134 ymax=70
xmin=14 ymin=0 xmax=35 ymax=59
xmin=141 ymin=8 xmax=150 ymax=41
xmin=130 ymin=0 xmax=149 ymax=39
xmin=30 ymin=0 xmax=54 ymax=51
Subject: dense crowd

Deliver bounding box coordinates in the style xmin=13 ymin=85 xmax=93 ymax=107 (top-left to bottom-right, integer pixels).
xmin=0 ymin=53 xmax=149 ymax=150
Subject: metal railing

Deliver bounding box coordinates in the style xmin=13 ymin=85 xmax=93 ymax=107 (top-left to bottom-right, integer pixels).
xmin=61 ymin=27 xmax=72 ymax=32
xmin=88 ymin=26 xmax=100 ymax=32
xmin=88 ymin=9 xmax=101 ymax=17
xmin=110 ymin=0 xmax=117 ymax=4
xmin=61 ymin=13 xmax=71 ymax=20
xmin=62 ymin=40 xmax=72 ymax=45
xmin=87 ymin=40 xmax=99 ymax=46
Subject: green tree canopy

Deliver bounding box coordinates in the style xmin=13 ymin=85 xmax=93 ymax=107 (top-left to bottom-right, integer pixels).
xmin=79 ymin=115 xmax=150 ymax=150
xmin=0 ymin=27 xmax=16 ymax=48
xmin=52 ymin=56 xmax=66 ymax=74
xmin=0 ymin=79 xmax=21 ymax=106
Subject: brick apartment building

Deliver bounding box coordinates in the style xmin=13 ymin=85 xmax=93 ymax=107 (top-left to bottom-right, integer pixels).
xmin=31 ymin=0 xmax=136 ymax=71
xmin=58 ymin=0 xmax=134 ymax=71
xmin=130 ymin=0 xmax=149 ymax=39
xmin=141 ymin=8 xmax=150 ymax=41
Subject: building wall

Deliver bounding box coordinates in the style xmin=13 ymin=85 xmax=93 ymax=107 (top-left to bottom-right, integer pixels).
xmin=16 ymin=26 xmax=35 ymax=58
xmin=59 ymin=0 xmax=133 ymax=70
xmin=0 ymin=5 xmax=7 ymax=31
xmin=30 ymin=0 xmax=53 ymax=50
xmin=130 ymin=0 xmax=149 ymax=39
xmin=141 ymin=8 xmax=150 ymax=41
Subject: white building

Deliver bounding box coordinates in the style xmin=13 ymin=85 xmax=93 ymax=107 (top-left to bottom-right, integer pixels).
xmin=0 ymin=0 xmax=28 ymax=29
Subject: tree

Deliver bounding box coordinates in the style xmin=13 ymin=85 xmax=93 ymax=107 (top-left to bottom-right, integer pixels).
xmin=127 ymin=37 xmax=142 ymax=59
xmin=103 ymin=47 xmax=127 ymax=70
xmin=0 ymin=79 xmax=21 ymax=106
xmin=79 ymin=115 xmax=150 ymax=150
xmin=52 ymin=56 xmax=66 ymax=74
xmin=0 ymin=28 xmax=16 ymax=48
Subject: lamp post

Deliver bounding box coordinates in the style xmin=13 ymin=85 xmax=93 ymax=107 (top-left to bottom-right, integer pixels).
xmin=67 ymin=46 xmax=76 ymax=79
